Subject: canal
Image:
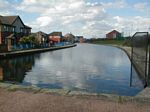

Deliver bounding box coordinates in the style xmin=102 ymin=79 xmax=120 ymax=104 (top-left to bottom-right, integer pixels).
xmin=0 ymin=44 xmax=144 ymax=96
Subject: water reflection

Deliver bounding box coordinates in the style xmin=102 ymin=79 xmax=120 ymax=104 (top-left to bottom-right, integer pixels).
xmin=0 ymin=55 xmax=36 ymax=83
xmin=0 ymin=44 xmax=143 ymax=96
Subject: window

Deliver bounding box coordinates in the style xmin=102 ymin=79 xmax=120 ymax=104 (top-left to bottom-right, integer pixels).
xmin=12 ymin=27 xmax=15 ymax=32
xmin=20 ymin=28 xmax=23 ymax=33
xmin=24 ymin=29 xmax=26 ymax=33
xmin=113 ymin=33 xmax=116 ymax=38
xmin=3 ymin=25 xmax=7 ymax=31
xmin=3 ymin=25 xmax=9 ymax=32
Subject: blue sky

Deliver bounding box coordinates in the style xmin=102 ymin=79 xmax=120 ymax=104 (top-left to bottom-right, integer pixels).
xmin=0 ymin=0 xmax=150 ymax=38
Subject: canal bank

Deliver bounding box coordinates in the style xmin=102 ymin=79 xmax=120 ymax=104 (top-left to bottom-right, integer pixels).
xmin=0 ymin=83 xmax=149 ymax=112
xmin=0 ymin=44 xmax=76 ymax=59
xmin=112 ymin=45 xmax=150 ymax=102
xmin=88 ymin=43 xmax=150 ymax=102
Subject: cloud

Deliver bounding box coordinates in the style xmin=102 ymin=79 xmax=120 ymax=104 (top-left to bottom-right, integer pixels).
xmin=113 ymin=16 xmax=150 ymax=36
xmin=0 ymin=0 xmax=14 ymax=15
xmin=21 ymin=0 xmax=110 ymax=38
xmin=36 ymin=16 xmax=53 ymax=27
xmin=1 ymin=0 xmax=150 ymax=38
xmin=16 ymin=0 xmax=51 ymax=13
xmin=101 ymin=0 xmax=127 ymax=9
xmin=133 ymin=2 xmax=148 ymax=12
xmin=0 ymin=0 xmax=9 ymax=8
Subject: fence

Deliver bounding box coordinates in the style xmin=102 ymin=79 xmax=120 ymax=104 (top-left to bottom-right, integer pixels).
xmin=131 ymin=32 xmax=149 ymax=87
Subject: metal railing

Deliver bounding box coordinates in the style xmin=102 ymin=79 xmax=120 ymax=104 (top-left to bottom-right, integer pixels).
xmin=131 ymin=32 xmax=149 ymax=87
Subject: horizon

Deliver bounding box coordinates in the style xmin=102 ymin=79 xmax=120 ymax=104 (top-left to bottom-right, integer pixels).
xmin=0 ymin=0 xmax=150 ymax=38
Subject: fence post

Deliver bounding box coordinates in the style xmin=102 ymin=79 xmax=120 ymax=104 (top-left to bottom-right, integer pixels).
xmin=144 ymin=33 xmax=148 ymax=87
xmin=130 ymin=36 xmax=133 ymax=87
xmin=148 ymin=34 xmax=150 ymax=87
xmin=131 ymin=32 xmax=149 ymax=88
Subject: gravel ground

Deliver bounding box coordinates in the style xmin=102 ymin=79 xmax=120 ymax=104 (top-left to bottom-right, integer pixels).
xmin=0 ymin=88 xmax=149 ymax=112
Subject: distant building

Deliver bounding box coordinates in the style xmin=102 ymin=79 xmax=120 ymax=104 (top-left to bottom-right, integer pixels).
xmin=63 ymin=33 xmax=75 ymax=43
xmin=0 ymin=15 xmax=31 ymax=45
xmin=106 ymin=30 xmax=121 ymax=39
xmin=75 ymin=36 xmax=85 ymax=43
xmin=48 ymin=32 xmax=62 ymax=43
xmin=34 ymin=31 xmax=48 ymax=45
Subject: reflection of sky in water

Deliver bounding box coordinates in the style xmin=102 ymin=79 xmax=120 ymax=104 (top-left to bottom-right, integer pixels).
xmin=23 ymin=44 xmax=143 ymax=96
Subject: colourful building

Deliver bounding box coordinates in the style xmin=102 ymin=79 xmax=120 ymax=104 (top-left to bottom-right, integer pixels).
xmin=48 ymin=32 xmax=62 ymax=43
xmin=106 ymin=30 xmax=121 ymax=39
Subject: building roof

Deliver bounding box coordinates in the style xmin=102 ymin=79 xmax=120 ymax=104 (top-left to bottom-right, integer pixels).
xmin=25 ymin=25 xmax=32 ymax=29
xmin=49 ymin=32 xmax=62 ymax=36
xmin=64 ymin=33 xmax=75 ymax=38
xmin=0 ymin=15 xmax=31 ymax=29
xmin=106 ymin=30 xmax=121 ymax=35
xmin=3 ymin=16 xmax=18 ymax=25
xmin=36 ymin=31 xmax=48 ymax=36
xmin=0 ymin=15 xmax=9 ymax=25
xmin=37 ymin=31 xmax=47 ymax=34
xmin=76 ymin=36 xmax=83 ymax=38
xmin=0 ymin=15 xmax=18 ymax=25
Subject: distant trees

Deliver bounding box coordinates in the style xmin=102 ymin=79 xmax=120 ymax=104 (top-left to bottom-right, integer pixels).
xmin=86 ymin=37 xmax=132 ymax=46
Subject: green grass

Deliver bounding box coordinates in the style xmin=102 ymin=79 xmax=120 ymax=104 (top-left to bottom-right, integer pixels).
xmin=92 ymin=40 xmax=125 ymax=45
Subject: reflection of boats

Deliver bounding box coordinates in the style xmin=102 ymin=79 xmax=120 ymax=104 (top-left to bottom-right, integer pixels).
xmin=0 ymin=67 xmax=3 ymax=80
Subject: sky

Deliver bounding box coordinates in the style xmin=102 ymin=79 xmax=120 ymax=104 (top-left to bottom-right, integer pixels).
xmin=0 ymin=0 xmax=150 ymax=38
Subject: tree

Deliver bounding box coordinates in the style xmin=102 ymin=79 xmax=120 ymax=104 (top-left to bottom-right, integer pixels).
xmin=19 ymin=35 xmax=39 ymax=47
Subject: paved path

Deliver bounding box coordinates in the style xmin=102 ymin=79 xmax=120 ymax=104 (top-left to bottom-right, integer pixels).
xmin=0 ymin=88 xmax=149 ymax=112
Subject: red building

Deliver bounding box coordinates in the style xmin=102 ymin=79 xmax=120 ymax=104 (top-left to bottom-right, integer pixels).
xmin=48 ymin=32 xmax=62 ymax=43
xmin=106 ymin=30 xmax=121 ymax=39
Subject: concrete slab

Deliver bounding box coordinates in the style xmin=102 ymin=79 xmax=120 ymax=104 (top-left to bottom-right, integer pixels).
xmin=136 ymin=87 xmax=150 ymax=99
xmin=7 ymin=84 xmax=41 ymax=93
xmin=0 ymin=82 xmax=13 ymax=88
xmin=40 ymin=88 xmax=70 ymax=95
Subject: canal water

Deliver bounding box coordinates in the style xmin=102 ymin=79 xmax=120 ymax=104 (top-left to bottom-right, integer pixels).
xmin=0 ymin=44 xmax=143 ymax=96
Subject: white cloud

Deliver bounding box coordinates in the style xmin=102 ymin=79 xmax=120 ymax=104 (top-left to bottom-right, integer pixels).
xmin=1 ymin=0 xmax=150 ymax=38
xmin=133 ymin=2 xmax=148 ymax=12
xmin=0 ymin=0 xmax=14 ymax=15
xmin=16 ymin=0 xmax=52 ymax=13
xmin=69 ymin=1 xmax=84 ymax=9
xmin=86 ymin=2 xmax=99 ymax=7
xmin=113 ymin=16 xmax=150 ymax=36
xmin=0 ymin=0 xmax=8 ymax=8
xmin=101 ymin=0 xmax=127 ymax=9
xmin=19 ymin=0 xmax=150 ymax=38
xmin=21 ymin=0 xmax=109 ymax=38
xmin=36 ymin=16 xmax=53 ymax=27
